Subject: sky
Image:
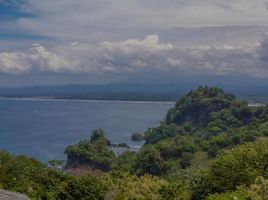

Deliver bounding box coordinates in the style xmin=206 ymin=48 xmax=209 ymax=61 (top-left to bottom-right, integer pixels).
xmin=0 ymin=0 xmax=268 ymax=86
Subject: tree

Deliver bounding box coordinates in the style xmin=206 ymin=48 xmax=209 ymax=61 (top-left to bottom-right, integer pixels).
xmin=135 ymin=146 xmax=166 ymax=176
xmin=90 ymin=128 xmax=109 ymax=144
xmin=190 ymin=139 xmax=268 ymax=199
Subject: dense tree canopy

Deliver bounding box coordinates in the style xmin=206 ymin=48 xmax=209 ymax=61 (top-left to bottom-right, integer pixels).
xmin=191 ymin=139 xmax=268 ymax=199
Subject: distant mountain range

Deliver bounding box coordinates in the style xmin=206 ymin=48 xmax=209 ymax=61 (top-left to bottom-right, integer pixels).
xmin=0 ymin=82 xmax=268 ymax=102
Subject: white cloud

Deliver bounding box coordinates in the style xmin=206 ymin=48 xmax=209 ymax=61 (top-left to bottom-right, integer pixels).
xmin=99 ymin=35 xmax=173 ymax=54
xmin=0 ymin=35 xmax=175 ymax=74
xmin=0 ymin=52 xmax=31 ymax=74
xmin=0 ymin=34 xmax=268 ymax=78
xmin=0 ymin=45 xmax=72 ymax=74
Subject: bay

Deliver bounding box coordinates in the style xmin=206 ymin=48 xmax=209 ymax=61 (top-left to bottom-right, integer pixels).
xmin=0 ymin=98 xmax=173 ymax=162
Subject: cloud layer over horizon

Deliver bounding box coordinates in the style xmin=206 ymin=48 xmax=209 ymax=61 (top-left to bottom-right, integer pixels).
xmin=0 ymin=0 xmax=268 ymax=86
xmin=0 ymin=34 xmax=267 ymax=77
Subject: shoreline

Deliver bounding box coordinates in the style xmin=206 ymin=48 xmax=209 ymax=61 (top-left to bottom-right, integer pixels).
xmin=0 ymin=96 xmax=175 ymax=104
xmin=0 ymin=96 xmax=267 ymax=106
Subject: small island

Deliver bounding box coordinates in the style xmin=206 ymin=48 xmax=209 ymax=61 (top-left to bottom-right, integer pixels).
xmin=131 ymin=133 xmax=144 ymax=141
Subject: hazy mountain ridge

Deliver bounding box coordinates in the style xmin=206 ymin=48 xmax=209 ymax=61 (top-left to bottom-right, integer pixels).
xmin=1 ymin=82 xmax=268 ymax=102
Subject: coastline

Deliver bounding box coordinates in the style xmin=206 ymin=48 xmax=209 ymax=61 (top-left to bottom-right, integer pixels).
xmin=0 ymin=96 xmax=266 ymax=106
xmin=0 ymin=96 xmax=176 ymax=104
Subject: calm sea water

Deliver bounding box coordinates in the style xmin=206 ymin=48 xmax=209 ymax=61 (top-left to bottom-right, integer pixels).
xmin=0 ymin=98 xmax=173 ymax=162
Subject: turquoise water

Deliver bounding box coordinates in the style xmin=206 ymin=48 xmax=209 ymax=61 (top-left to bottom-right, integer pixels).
xmin=0 ymin=98 xmax=173 ymax=162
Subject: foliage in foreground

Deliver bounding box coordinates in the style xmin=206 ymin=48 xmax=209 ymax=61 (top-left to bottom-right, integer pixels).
xmin=190 ymin=139 xmax=268 ymax=199
xmin=3 ymin=137 xmax=268 ymax=199
xmin=207 ymin=177 xmax=268 ymax=200
xmin=0 ymin=150 xmax=187 ymax=200
xmin=0 ymin=150 xmax=109 ymax=199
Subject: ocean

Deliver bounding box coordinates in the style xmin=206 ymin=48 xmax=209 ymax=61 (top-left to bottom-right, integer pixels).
xmin=0 ymin=98 xmax=173 ymax=162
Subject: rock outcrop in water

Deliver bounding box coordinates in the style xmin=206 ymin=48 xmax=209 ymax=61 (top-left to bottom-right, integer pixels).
xmin=64 ymin=129 xmax=115 ymax=171
xmin=64 ymin=128 xmax=132 ymax=172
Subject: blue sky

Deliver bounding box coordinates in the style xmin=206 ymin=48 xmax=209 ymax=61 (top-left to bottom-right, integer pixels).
xmin=0 ymin=0 xmax=268 ymax=86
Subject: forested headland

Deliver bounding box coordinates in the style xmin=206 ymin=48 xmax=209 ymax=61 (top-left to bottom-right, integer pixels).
xmin=1 ymin=86 xmax=268 ymax=199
